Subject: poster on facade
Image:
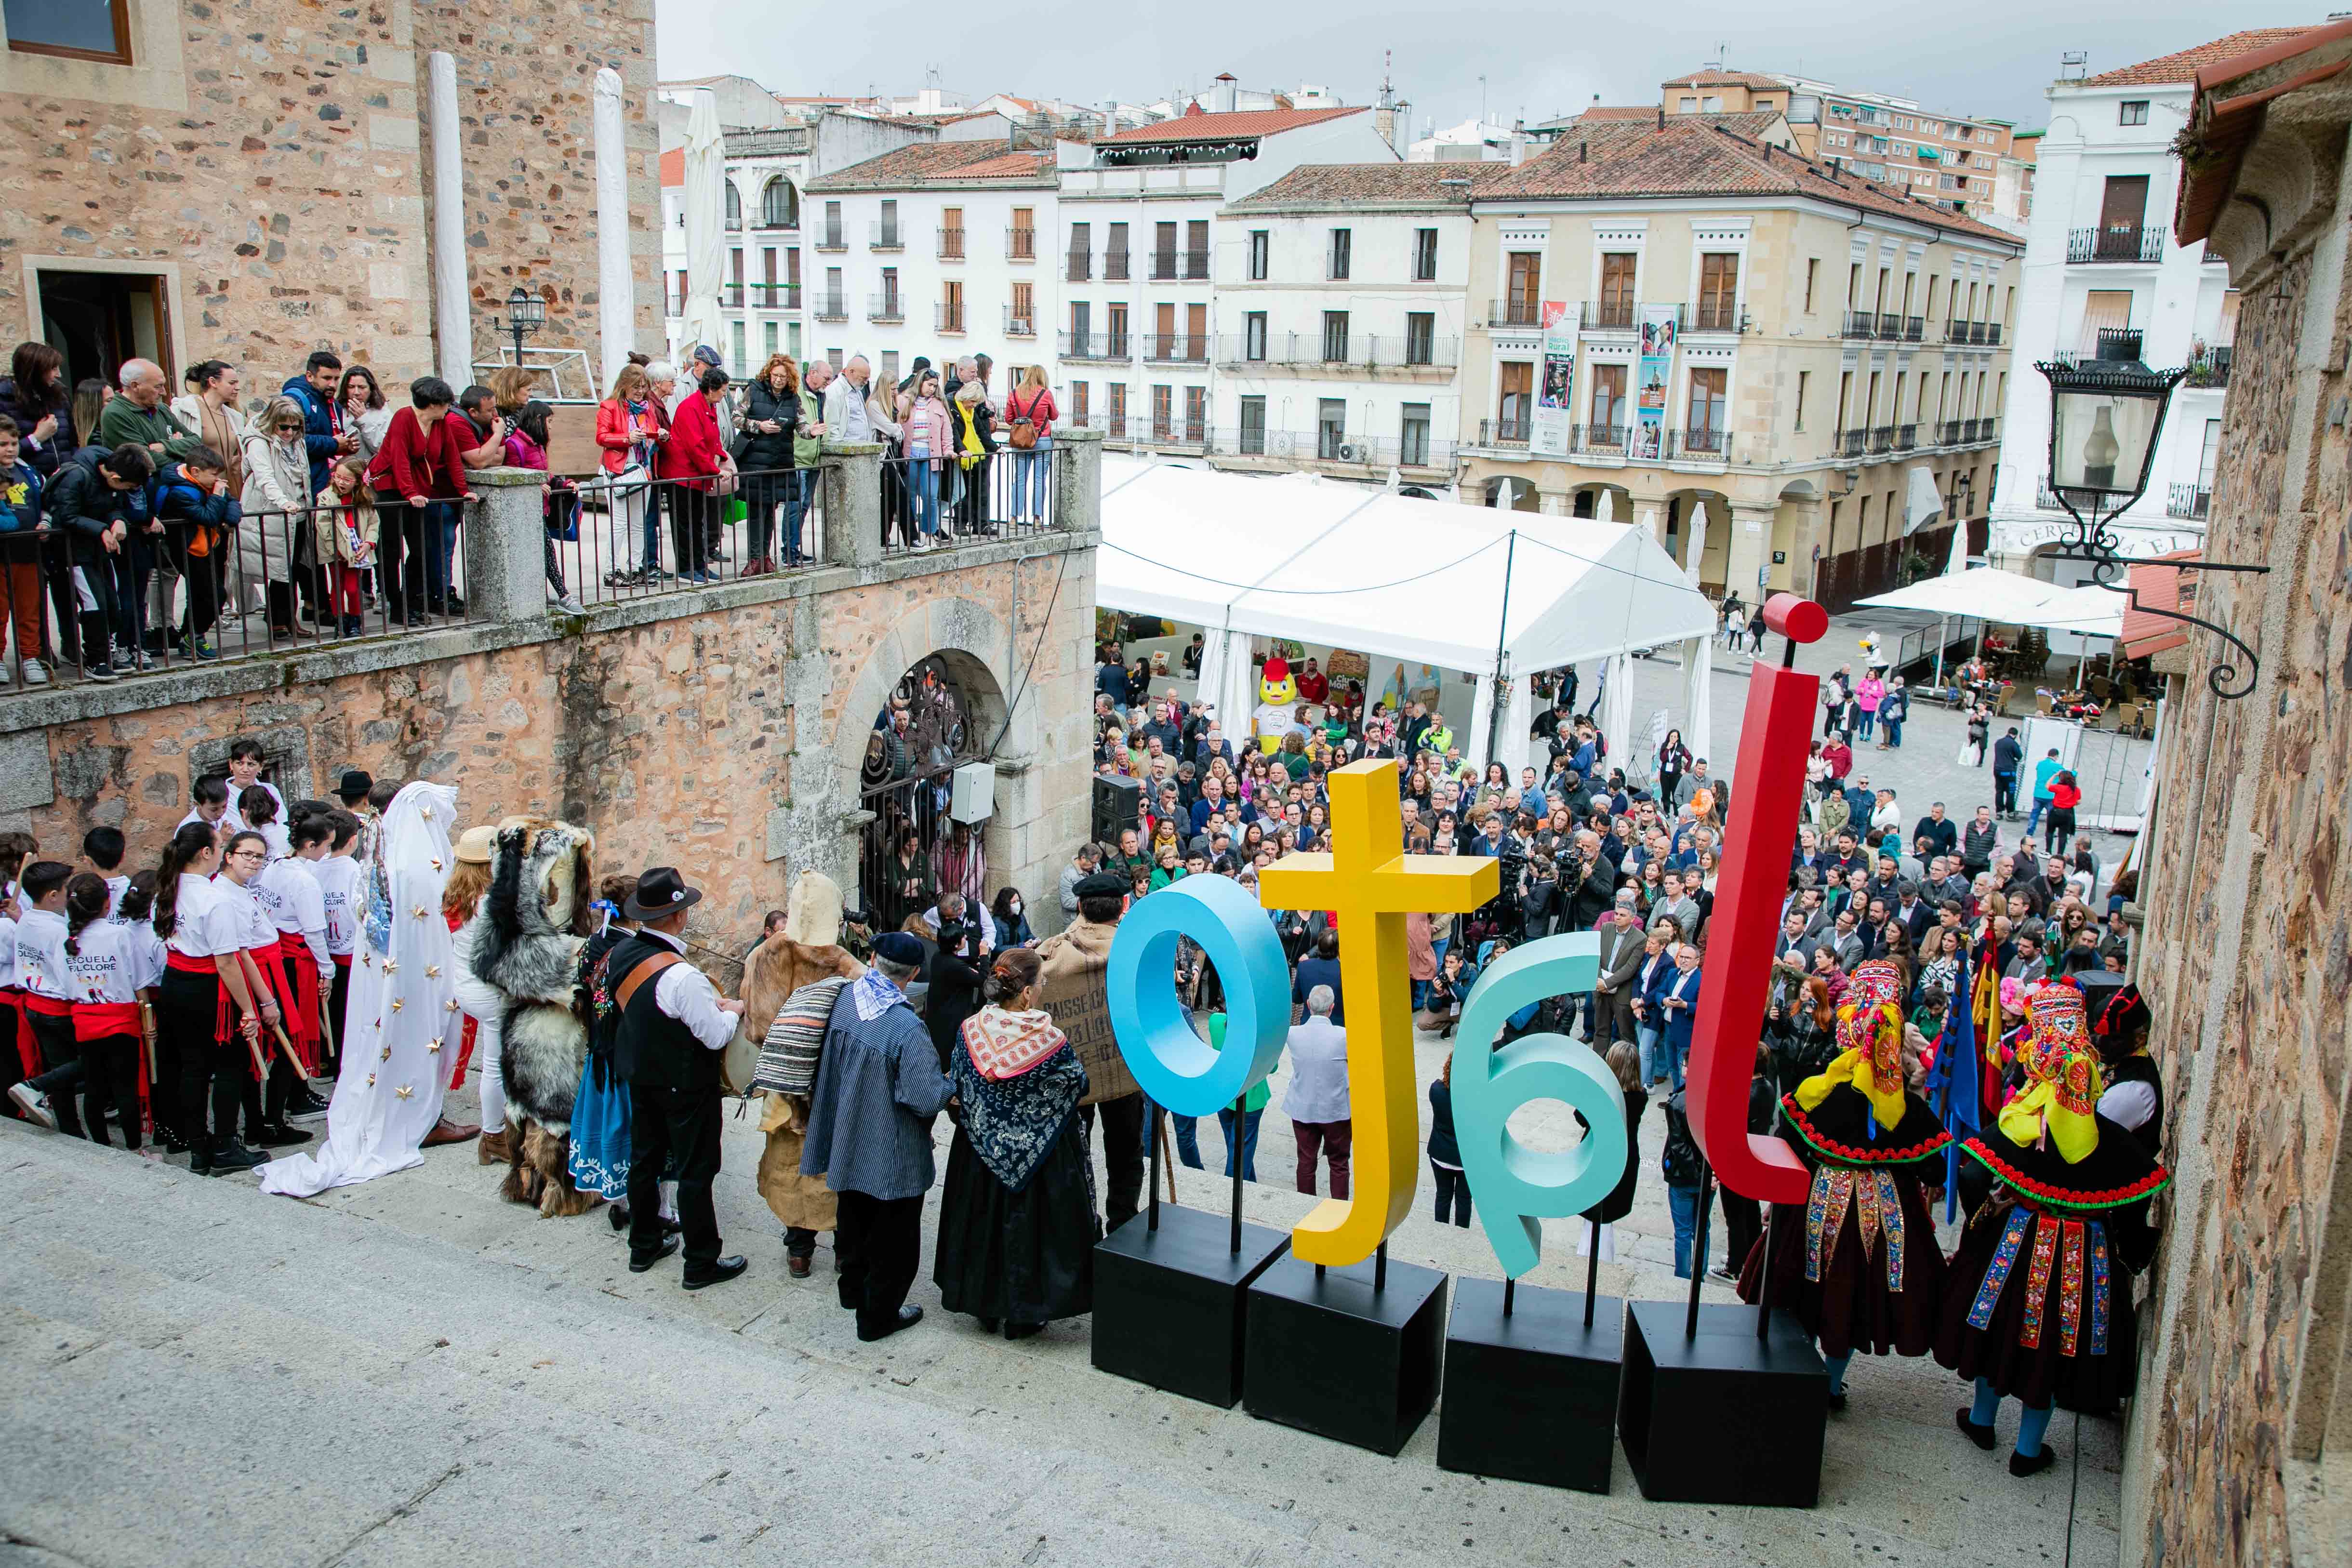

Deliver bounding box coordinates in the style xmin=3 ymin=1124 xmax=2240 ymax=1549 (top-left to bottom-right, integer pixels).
xmin=1531 ymin=300 xmax=1581 ymax=458
xmin=1631 ymin=305 xmax=1678 ymax=461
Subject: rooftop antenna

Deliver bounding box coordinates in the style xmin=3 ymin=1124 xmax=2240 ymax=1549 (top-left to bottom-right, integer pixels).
xmin=2060 ymin=50 xmax=2087 ymax=81
xmin=1480 ymin=73 xmax=1488 ymax=127
xmin=1710 ymin=40 xmax=1727 ymax=71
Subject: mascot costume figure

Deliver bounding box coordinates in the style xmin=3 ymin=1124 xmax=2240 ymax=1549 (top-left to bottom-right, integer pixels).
xmin=741 ymin=870 xmax=866 ymax=1260
xmin=465 ymin=820 xmax=598 ymax=1217
xmin=1253 ymin=654 xmax=1299 ymax=754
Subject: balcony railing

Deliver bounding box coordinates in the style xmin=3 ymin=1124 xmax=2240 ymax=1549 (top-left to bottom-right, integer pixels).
xmin=1900 ymin=315 xmax=1925 ymax=342
xmin=936 ymin=303 xmax=966 ymax=334
xmin=1478 ymin=416 xmax=1531 ymax=448
xmin=1844 ymin=310 xmax=1877 ymax=339
xmin=1104 ymin=250 xmax=1130 ymax=281
xmin=1877 ymin=312 xmax=1903 ymax=339
xmin=1676 ymin=425 xmax=1729 ymax=457
xmin=1148 ymin=248 xmax=1210 ymax=281
xmin=1690 ymin=302 xmax=1746 ymax=334
xmin=1836 ymin=428 xmax=1871 ymax=458
xmin=1584 ymin=299 xmax=1636 ymax=330
xmin=2037 ymin=479 xmax=2066 ymax=511
xmin=1214 ymin=332 xmax=1460 ymax=371
xmin=814 ymin=225 xmax=846 ymax=251
xmin=722 ymin=282 xmax=744 ymax=307
xmin=1893 ymin=422 xmax=1918 ymax=452
xmin=2081 ymin=326 xmax=2144 ymax=363
xmin=2185 ymin=346 xmax=2233 ymax=389
xmin=1065 ymin=249 xmax=1090 ymax=281
xmin=1060 ymin=331 xmax=1132 ymax=362
xmin=1124 ymin=418 xmax=1207 ymax=449
xmin=1985 ymin=323 xmax=2003 ymax=346
xmin=1938 ymin=419 xmax=1967 ymax=445
xmin=869 ymin=221 xmax=904 ymax=251
xmin=1487 ymin=298 xmax=1543 ymax=329
xmin=1183 ymin=247 xmax=1209 ymax=279
xmin=1868 ymin=424 xmax=1896 ymax=454
xmin=2067 ymin=225 xmax=2168 ymax=264
xmin=744 ymin=282 xmax=799 ymax=310
xmin=1577 ymin=423 xmax=1627 ymax=452
xmin=936 ymin=227 xmax=966 ymax=260
xmin=866 ymin=292 xmax=904 ymax=324
xmin=1142 ymin=332 xmax=1209 ymax=363
xmin=2166 ymin=483 xmax=2212 ymax=520
xmin=1006 ymin=227 xmax=1038 ymax=261
xmin=1004 ymin=306 xmax=1036 ymax=338
xmin=812 ymin=293 xmax=848 ymax=322
xmin=753 ymin=212 xmax=798 ymax=233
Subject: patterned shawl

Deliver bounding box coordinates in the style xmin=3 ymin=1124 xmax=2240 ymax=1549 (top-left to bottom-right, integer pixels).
xmin=952 ymin=1015 xmax=1087 ymax=1191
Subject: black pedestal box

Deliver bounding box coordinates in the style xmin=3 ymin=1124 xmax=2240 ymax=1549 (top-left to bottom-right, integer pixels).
xmin=1090 ymin=1203 xmax=1290 ymax=1409
xmin=1242 ymin=1252 xmax=1447 ymax=1456
xmin=1437 ymin=1278 xmax=1623 ymax=1492
xmin=1618 ymin=1300 xmax=1827 ymax=1507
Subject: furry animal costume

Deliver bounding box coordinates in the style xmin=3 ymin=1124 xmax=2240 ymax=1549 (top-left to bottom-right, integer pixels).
xmin=465 ymin=820 xmax=596 ymax=1216
xmin=746 ymin=871 xmax=864 ymax=1235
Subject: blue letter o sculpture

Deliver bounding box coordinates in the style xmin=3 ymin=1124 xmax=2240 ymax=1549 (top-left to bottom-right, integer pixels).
xmin=1105 ymin=875 xmax=1292 ymax=1118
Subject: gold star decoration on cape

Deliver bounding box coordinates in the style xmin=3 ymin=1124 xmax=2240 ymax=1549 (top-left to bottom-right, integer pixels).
xmin=390 ymin=998 xmax=404 ymax=1013
xmin=427 ymin=1036 xmax=444 ymax=1054
xmin=366 ymin=1072 xmax=376 ymax=1088
xmin=394 ymin=1084 xmax=414 ymax=1100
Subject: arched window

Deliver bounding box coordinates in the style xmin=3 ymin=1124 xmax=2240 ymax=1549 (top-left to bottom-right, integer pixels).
xmin=760 ymin=177 xmax=799 ymax=230
xmin=724 ymin=181 xmax=742 ymax=230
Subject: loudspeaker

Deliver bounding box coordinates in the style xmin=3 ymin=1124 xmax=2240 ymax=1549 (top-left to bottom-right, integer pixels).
xmin=1092 ymin=772 xmax=1141 ymax=844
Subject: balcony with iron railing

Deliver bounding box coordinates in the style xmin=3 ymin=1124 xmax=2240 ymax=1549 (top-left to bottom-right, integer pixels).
xmin=1211 ymin=429 xmax=1455 ymax=468
xmin=1103 ymin=249 xmax=1130 ymax=281
xmin=1674 ymin=425 xmax=1730 ymax=459
xmin=1876 ymin=311 xmax=1903 ymax=339
xmin=1868 ymin=425 xmax=1896 ymax=454
xmin=1835 ymin=428 xmax=1871 ymax=458
xmin=2184 ymin=345 xmax=2233 ymax=390
xmin=936 ymin=302 xmax=966 ymax=334
xmin=1893 ymin=422 xmax=1918 ymax=452
xmin=2060 ymin=326 xmax=2145 ymax=366
xmin=813 ymin=224 xmax=847 ymax=252
xmin=936 ymin=226 xmax=966 ymax=260
xmin=1059 ymin=331 xmax=1132 ymax=362
xmin=722 ymin=282 xmax=744 ymax=307
xmin=1577 ymin=423 xmax=1627 ymax=453
xmin=1899 ymin=315 xmax=1925 ymax=342
xmin=1065 ymin=249 xmax=1090 ymax=281
xmin=1477 ymin=416 xmax=1531 ymax=449
xmin=1487 ymin=298 xmax=1543 ymax=330
xmin=869 ymin=221 xmax=904 ymax=252
xmin=866 ymin=292 xmax=904 ymax=324
xmin=1004 ymin=306 xmax=1036 ymax=338
xmin=1006 ymin=227 xmax=1038 ymax=261
xmin=812 ymin=292 xmax=848 ymax=321
xmin=1215 ymin=332 xmax=1461 ymax=372
xmin=1142 ymin=332 xmax=1209 ymax=364
xmin=753 ymin=210 xmax=798 ymax=233
xmin=1844 ymin=309 xmax=1877 ymax=339
xmin=2167 ymin=483 xmax=2212 ymax=520
xmin=1688 ymin=301 xmax=1749 ymax=335
xmin=1149 ymin=249 xmax=1211 ymax=281
xmin=744 ymin=282 xmax=799 ymax=311
xmin=1583 ymin=299 xmax=1636 ymax=330
xmin=2067 ymin=224 xmax=2168 ymax=264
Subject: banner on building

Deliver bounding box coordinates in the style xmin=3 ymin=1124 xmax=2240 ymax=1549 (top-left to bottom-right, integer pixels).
xmin=1631 ymin=305 xmax=1678 ymax=461
xmin=1531 ymin=301 xmax=1580 ymax=458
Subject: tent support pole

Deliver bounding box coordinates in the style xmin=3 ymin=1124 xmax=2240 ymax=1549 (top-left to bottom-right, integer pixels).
xmin=1486 ymin=529 xmax=1517 ymax=767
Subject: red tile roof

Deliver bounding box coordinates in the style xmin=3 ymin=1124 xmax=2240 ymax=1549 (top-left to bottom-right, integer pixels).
xmin=1661 ymin=68 xmax=1789 ymax=91
xmin=2079 ymin=28 xmax=2313 ymax=87
xmin=1224 ymin=160 xmax=1523 ymax=211
xmin=658 ymin=146 xmax=683 ymax=188
xmin=1095 ymin=106 xmax=1368 ymax=145
xmin=1580 ymin=105 xmax=1660 ymax=121
xmin=2119 ymin=550 xmax=2205 ymax=661
xmin=1480 ymin=113 xmax=2021 ymax=244
xmin=807 ymin=141 xmax=1055 ymax=191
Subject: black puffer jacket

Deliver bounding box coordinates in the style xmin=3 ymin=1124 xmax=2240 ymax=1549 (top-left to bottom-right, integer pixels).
xmin=0 ymin=377 xmax=75 ymax=480
xmin=737 ymin=379 xmax=801 ymax=472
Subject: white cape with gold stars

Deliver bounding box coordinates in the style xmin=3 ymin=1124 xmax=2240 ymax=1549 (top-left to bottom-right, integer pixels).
xmin=260 ymin=780 xmax=458 ymax=1196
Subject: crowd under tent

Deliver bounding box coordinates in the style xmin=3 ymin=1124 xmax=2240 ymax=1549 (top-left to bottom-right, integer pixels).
xmin=1095 ymin=455 xmax=1718 ymax=773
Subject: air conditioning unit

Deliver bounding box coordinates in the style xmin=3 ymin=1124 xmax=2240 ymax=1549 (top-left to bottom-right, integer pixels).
xmin=950 ymin=760 xmax=997 ymax=824
xmin=1337 ymin=441 xmax=1368 ymax=462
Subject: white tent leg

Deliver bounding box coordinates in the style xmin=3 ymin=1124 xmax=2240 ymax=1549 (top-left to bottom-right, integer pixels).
xmin=1604 ymin=651 xmax=1636 ymax=782
xmin=1681 ymin=635 xmax=1712 ymax=774
xmin=1467 ymin=673 xmax=1496 ymax=769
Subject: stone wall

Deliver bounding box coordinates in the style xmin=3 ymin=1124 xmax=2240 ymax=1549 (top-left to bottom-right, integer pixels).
xmin=2121 ymin=60 xmax=2352 ymax=1568
xmin=0 ymin=0 xmax=655 ymax=393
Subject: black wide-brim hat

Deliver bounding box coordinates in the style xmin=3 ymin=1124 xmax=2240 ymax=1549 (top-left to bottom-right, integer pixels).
xmin=623 ymin=865 xmax=704 ymax=919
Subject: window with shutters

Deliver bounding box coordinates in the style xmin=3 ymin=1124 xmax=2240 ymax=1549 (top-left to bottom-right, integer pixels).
xmin=1185 ymin=220 xmax=1209 ymax=279
xmin=1239 ymin=396 xmax=1266 ymax=454
xmin=1413 ymin=227 xmax=1438 ymax=280
xmin=1405 ymin=312 xmax=1435 ymax=365
xmin=1248 ymin=229 xmax=1269 ymax=280
xmin=1328 ymin=227 xmax=1352 ymax=280
xmin=1154 ymin=222 xmax=1179 ymax=279
xmin=1071 ymin=380 xmax=1089 ymax=424
xmin=1185 ymin=386 xmax=1207 ymax=442
xmin=1588 ymin=363 xmax=1626 ymax=434
xmin=1317 ymin=399 xmax=1346 ymax=460
xmin=1244 ymin=311 xmax=1268 ymax=361
xmin=1507 ymin=252 xmax=1541 ymax=323
xmin=1186 ymin=302 xmax=1207 ymax=361
xmin=1696 ymin=254 xmax=1739 ymax=332
xmin=1108 ymin=382 xmax=1127 ymax=438
xmin=1151 ymin=384 xmax=1173 ymax=440
xmin=1107 ymin=222 xmax=1130 ymax=279
xmin=1400 ymin=404 xmax=1431 ymax=465
xmin=1499 ymin=361 xmax=1533 ymax=435
xmin=1597 ymin=253 xmax=1636 ymax=326
xmin=1322 ymin=310 xmax=1350 ymax=363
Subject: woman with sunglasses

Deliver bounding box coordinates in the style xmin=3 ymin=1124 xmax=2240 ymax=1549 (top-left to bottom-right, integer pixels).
xmin=239 ymin=396 xmax=314 ymax=639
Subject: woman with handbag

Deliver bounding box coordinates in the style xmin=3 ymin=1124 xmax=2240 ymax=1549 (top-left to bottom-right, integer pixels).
xmin=902 ymin=373 xmax=951 ymax=550
xmin=238 ymin=396 xmax=313 ymax=638
xmin=502 ymin=401 xmax=585 ymax=613
xmin=594 ymin=363 xmax=668 ymax=587
xmin=658 ymin=366 xmax=729 ymax=584
xmin=949 ymin=379 xmax=996 ymax=537
xmin=1004 ymin=365 xmax=1056 ymax=525
xmin=735 ymin=355 xmax=801 ymax=575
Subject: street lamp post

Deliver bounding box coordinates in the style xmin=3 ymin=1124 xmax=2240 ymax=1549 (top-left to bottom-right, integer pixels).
xmin=493 ymin=284 xmax=546 ymax=368
xmin=2035 ymin=336 xmax=2265 ymax=698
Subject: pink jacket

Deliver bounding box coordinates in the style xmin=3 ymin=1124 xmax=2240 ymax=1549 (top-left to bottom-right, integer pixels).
xmin=903 ymin=397 xmax=952 ymax=460
xmin=1855 ymin=676 xmax=1886 ymax=713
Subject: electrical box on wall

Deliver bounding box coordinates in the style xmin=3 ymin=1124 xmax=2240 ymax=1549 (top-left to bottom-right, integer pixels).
xmin=952 ymin=761 xmax=997 ymax=824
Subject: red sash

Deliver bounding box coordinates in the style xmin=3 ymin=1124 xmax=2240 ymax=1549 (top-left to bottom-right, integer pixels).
xmin=165 ymin=950 xmax=218 ymax=974
xmin=279 ymin=943 xmax=322 ymax=1077
xmin=73 ymin=1000 xmax=142 ymax=1042
xmin=445 ymin=909 xmax=478 ymax=1090
xmin=245 ymin=938 xmax=296 ymax=1080
xmin=0 ymin=988 xmax=33 ymax=1080
xmin=165 ymin=950 xmax=234 ymax=1047
xmin=22 ymin=992 xmax=73 ymax=1019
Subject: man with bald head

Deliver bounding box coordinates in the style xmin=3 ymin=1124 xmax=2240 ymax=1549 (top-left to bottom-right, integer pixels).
xmin=96 ymin=359 xmax=196 ymax=454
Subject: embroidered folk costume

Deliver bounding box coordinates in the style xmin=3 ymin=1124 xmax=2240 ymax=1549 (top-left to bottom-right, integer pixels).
xmin=1934 ymin=980 xmax=2170 ymax=1471
xmin=1740 ymin=959 xmax=1950 ymax=1384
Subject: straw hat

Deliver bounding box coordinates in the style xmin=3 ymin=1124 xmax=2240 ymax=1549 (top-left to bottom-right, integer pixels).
xmin=454 ymin=825 xmax=499 ymax=865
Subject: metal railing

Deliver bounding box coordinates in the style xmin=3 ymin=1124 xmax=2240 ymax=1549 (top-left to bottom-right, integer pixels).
xmin=1104 ymin=250 xmax=1130 ymax=281
xmin=1210 ymin=430 xmax=1458 ymax=468
xmin=1487 ymin=298 xmax=1543 ymax=329
xmin=1577 ymin=423 xmax=1627 ymax=452
xmin=1006 ymin=227 xmax=1038 ymax=261
xmin=814 ymin=225 xmax=847 ymax=251
xmin=1477 ymin=417 xmax=1530 ymax=448
xmin=1083 ymin=414 xmax=1205 ymax=449
xmin=1877 ymin=311 xmax=1903 ymax=338
xmin=1060 ymin=331 xmax=1132 ymax=362
xmin=1868 ymin=425 xmax=1896 ymax=454
xmin=1673 ymin=426 xmax=1729 ymax=458
xmin=1844 ymin=310 xmax=1877 ymax=339
xmin=2185 ymin=346 xmax=2232 ymax=389
xmin=0 ymin=498 xmax=489 ymax=696
xmin=1142 ymin=332 xmax=1208 ymax=364
xmin=561 ymin=465 xmax=829 ymax=600
xmin=1900 ymin=315 xmax=1926 ymax=342
xmin=1004 ymin=306 xmax=1036 ymax=337
xmin=1893 ymin=422 xmax=1918 ymax=451
xmin=876 ymin=444 xmax=1067 ymax=554
xmin=936 ymin=303 xmax=966 ymax=333
xmin=1836 ymin=428 xmax=1871 ymax=458
xmin=744 ymin=282 xmax=800 ymax=310
xmin=867 ymin=292 xmax=904 ymax=323
xmin=1690 ymin=302 xmax=1745 ymax=334
xmin=812 ymin=293 xmax=848 ymax=321
xmin=2067 ymin=225 xmax=2168 ymax=264
xmin=2166 ymin=483 xmax=2212 ymax=520
xmin=1148 ymin=249 xmax=1210 ymax=280
xmin=936 ymin=227 xmax=965 ymax=260
xmin=869 ymin=221 xmax=904 ymax=251
xmin=722 ymin=283 xmax=744 ymax=307
xmin=1584 ymin=299 xmax=1636 ymax=330
xmin=1065 ymin=249 xmax=1090 ymax=280
xmin=1214 ymin=332 xmax=1459 ymax=370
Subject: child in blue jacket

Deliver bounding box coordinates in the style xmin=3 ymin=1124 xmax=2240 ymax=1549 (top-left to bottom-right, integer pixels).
xmin=151 ymin=446 xmax=238 ymax=659
xmin=0 ymin=413 xmax=47 ymax=683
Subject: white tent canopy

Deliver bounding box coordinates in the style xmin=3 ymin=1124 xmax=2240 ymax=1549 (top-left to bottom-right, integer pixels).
xmin=1099 ymin=455 xmax=1717 ymax=766
xmin=1857 ymin=566 xmax=2125 ymax=636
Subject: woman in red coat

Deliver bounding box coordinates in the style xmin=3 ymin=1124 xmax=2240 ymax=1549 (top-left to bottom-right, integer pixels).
xmin=594 ymin=362 xmax=669 ymax=585
xmin=2041 ymin=770 xmax=2082 ymax=858
xmin=361 ymin=375 xmax=474 ymax=624
xmin=657 ymin=366 xmax=728 ymax=584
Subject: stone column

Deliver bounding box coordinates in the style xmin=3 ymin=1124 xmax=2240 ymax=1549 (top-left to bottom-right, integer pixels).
xmin=1052 ymin=424 xmax=1103 ymax=532
xmin=1726 ymin=503 xmax=1779 ymax=601
xmin=592 ymin=68 xmax=634 ymax=394
xmin=463 ymin=468 xmax=549 ymax=623
xmin=820 ymin=439 xmax=883 ymax=568
xmin=425 ymin=53 xmax=472 ymax=385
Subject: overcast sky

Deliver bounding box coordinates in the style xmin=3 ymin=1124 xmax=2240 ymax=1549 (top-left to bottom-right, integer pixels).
xmin=656 ymin=3 xmax=2318 ymax=133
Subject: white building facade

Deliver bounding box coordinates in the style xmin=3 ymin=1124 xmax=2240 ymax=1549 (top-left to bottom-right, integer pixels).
xmin=1052 ymin=106 xmax=1399 ymax=451
xmin=1989 ymin=47 xmax=2242 ymax=578
xmin=1212 ymin=165 xmax=1504 ymax=489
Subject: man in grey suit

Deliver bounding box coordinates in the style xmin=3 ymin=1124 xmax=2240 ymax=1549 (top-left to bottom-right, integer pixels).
xmin=1591 ymin=894 xmax=1647 ymax=1049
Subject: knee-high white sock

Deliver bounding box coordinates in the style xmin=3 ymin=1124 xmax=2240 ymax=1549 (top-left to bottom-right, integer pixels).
xmin=476 ymin=1018 xmax=507 ymax=1129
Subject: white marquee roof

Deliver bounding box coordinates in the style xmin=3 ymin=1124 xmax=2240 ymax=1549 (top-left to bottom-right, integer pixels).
xmin=1096 ymin=456 xmax=1716 ymax=674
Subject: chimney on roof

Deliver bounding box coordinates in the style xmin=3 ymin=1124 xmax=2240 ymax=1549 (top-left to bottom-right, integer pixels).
xmin=1657 ymin=105 xmax=1665 ymax=129
xmin=1579 ymin=139 xmax=1587 ymax=163
xmin=1212 ymin=72 xmax=1239 ymax=115
xmin=1509 ymin=118 xmax=1528 ymax=166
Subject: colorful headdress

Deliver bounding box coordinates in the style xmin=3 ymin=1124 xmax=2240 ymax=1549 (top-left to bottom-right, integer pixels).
xmin=1997 ymin=980 xmax=2103 ymax=1163
xmin=1795 ymin=957 xmax=1909 ymax=1128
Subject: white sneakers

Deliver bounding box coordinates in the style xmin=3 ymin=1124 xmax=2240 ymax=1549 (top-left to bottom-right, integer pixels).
xmin=18 ymin=659 xmax=47 ymax=686
xmin=7 ymin=1082 xmax=56 ymax=1130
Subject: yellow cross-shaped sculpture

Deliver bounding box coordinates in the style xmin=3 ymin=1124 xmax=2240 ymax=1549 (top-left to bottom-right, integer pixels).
xmin=1257 ymin=758 xmax=1498 ymax=1265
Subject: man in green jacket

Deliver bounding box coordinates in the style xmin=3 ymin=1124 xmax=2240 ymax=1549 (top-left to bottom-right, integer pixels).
xmin=95 ymin=359 xmax=197 ymax=456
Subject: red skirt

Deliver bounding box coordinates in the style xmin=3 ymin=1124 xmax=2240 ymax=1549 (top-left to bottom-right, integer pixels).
xmin=1 ymin=986 xmax=33 ymax=1079
xmin=277 ymin=944 xmax=322 ymax=1076
xmin=1739 ymin=1164 xmax=1946 ymax=1360
xmin=1933 ymin=1201 xmax=2139 ymax=1413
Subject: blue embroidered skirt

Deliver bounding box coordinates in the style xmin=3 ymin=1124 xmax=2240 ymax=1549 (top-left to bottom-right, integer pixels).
xmin=567 ymin=1057 xmax=632 ymax=1200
